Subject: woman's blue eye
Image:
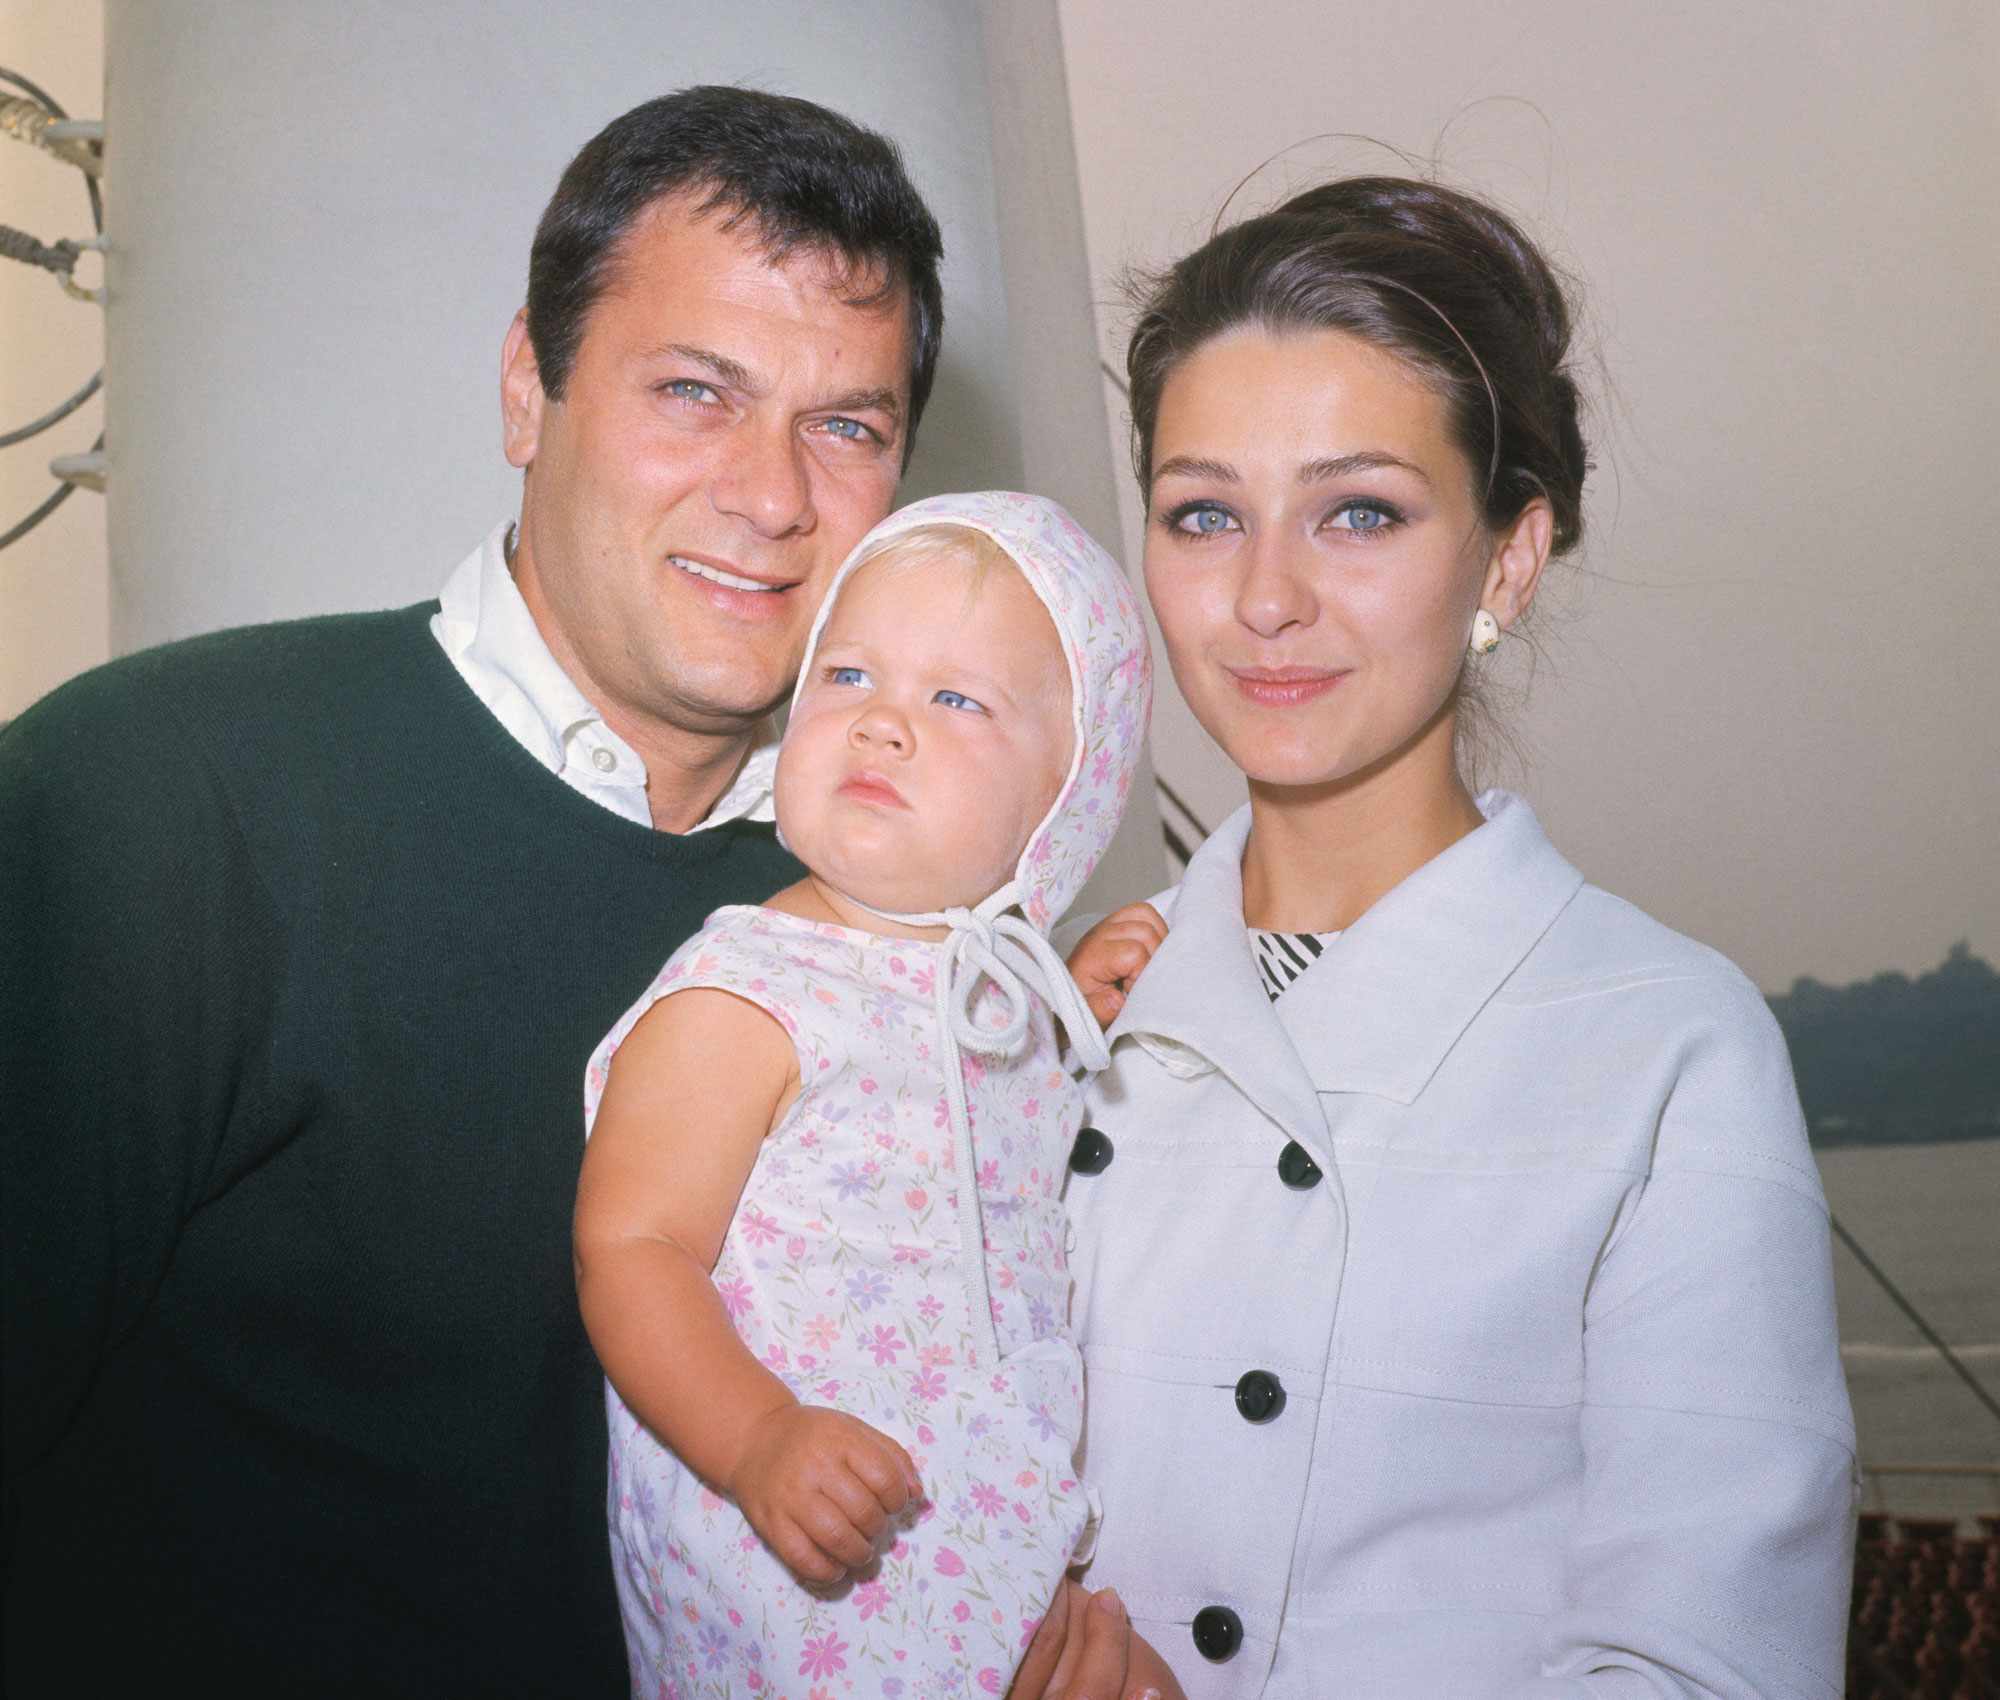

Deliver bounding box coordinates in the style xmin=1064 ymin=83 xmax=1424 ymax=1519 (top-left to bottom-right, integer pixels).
xmin=1330 ymin=501 xmax=1397 ymax=533
xmin=933 ymin=689 xmax=985 ymax=713
xmin=830 ymin=665 xmax=869 ymax=687
xmin=1168 ymin=503 xmax=1238 ymax=537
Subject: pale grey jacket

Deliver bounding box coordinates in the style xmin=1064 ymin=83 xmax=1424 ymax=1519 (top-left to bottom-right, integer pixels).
xmin=1068 ymin=791 xmax=1856 ymax=1699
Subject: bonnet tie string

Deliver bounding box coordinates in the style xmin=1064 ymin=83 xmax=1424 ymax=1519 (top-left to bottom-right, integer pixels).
xmin=859 ymin=890 xmax=1110 ymax=1367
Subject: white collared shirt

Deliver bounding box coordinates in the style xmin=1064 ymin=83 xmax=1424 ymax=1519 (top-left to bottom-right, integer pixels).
xmin=429 ymin=522 xmax=777 ymax=832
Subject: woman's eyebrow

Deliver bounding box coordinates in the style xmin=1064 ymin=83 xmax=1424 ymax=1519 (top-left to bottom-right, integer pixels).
xmin=1297 ymin=451 xmax=1430 ymax=486
xmin=1151 ymin=455 xmax=1238 ymax=486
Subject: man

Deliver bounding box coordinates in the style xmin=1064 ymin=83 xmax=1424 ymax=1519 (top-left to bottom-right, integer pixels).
xmin=2 ymin=86 xmax=939 ymax=1695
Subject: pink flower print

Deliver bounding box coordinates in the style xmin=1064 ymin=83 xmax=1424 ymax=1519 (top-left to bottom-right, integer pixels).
xmin=817 ymin=1379 xmax=842 ymax=1400
xmin=859 ymin=1075 xmax=878 ymax=1094
xmin=798 ymin=1632 xmax=848 ymax=1680
xmin=1013 ymin=1501 xmax=1032 ymax=1523
xmin=737 ymin=1205 xmax=779 ymax=1247
xmin=892 ymin=1242 xmax=931 ymax=1265
xmin=934 ymin=1547 xmax=967 ymax=1578
xmin=910 ymin=1368 xmax=946 ymax=1403
xmin=1022 ymin=1096 xmax=1040 ymax=1119
xmin=811 ymin=986 xmax=840 ymax=1006
xmin=1016 ymin=1468 xmax=1041 ymax=1488
xmin=715 ymin=1277 xmax=754 ymax=1320
xmin=1020 ymin=1617 xmax=1042 ymax=1650
xmin=917 ymin=1294 xmax=944 ymax=1324
xmin=905 ymin=1187 xmax=928 ymax=1211
xmin=1091 ymin=747 xmax=1113 ymax=785
xmin=916 ymin=1423 xmax=936 ymax=1445
xmin=912 ymin=964 xmax=935 ymax=996
xmin=953 ymin=1601 xmax=972 ymax=1622
xmin=977 ymin=1158 xmax=1000 ymax=1190
xmin=962 ymin=1053 xmax=987 ymax=1088
xmin=803 ymin=1314 xmax=839 ymax=1353
xmin=919 ymin=1343 xmax=954 ymax=1368
xmin=889 ymin=955 xmax=907 ymax=977
xmin=853 ymin=1579 xmax=890 ymax=1620
xmin=979 ymin=1669 xmax=1004 ymax=1695
xmin=786 ymin=1236 xmax=807 ymax=1261
xmin=760 ymin=1342 xmax=789 ymax=1372
xmin=970 ymin=1481 xmax=1005 ymax=1517
xmin=864 ymin=1325 xmax=904 ymax=1366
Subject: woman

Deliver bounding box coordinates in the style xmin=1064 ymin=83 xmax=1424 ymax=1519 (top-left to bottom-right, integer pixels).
xmin=1050 ymin=178 xmax=1855 ymax=1698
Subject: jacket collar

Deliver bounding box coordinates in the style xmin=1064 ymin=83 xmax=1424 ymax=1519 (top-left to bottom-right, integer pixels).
xmin=1108 ymin=790 xmax=1584 ymax=1111
xmin=1277 ymin=790 xmax=1583 ymax=1102
xmin=1106 ymin=801 xmax=1327 ymax=1142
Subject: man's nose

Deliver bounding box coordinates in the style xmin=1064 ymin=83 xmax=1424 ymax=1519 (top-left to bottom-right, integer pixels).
xmin=1235 ymin=533 xmax=1317 ymax=638
xmin=711 ymin=418 xmax=815 ymax=539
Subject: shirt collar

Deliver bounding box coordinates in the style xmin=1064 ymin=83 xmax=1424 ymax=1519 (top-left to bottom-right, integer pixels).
xmin=1108 ymin=790 xmax=1584 ymax=1110
xmin=434 ymin=522 xmax=777 ymax=831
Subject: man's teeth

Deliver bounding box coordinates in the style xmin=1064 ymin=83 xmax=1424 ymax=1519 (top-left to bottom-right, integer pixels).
xmin=670 ymin=556 xmax=780 ymax=593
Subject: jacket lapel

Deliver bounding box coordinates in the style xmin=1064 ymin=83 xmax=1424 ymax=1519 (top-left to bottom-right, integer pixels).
xmin=1276 ymin=792 xmax=1585 ymax=1103
xmin=1106 ymin=804 xmax=1330 ymax=1148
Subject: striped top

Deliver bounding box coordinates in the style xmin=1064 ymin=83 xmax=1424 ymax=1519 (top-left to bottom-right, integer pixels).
xmin=1250 ymin=928 xmax=1341 ymax=1001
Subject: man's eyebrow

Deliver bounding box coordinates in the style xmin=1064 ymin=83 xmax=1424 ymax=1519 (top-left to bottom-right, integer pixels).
xmin=641 ymin=342 xmax=762 ymax=393
xmin=821 ymin=386 xmax=902 ymax=424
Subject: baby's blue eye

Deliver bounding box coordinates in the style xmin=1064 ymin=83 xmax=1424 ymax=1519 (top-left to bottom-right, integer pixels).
xmin=830 ymin=665 xmax=869 ymax=687
xmin=933 ymin=689 xmax=986 ymax=714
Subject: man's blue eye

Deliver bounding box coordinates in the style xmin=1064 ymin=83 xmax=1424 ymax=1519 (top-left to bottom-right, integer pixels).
xmin=933 ymin=689 xmax=985 ymax=713
xmin=665 ymin=379 xmax=717 ymax=403
xmin=824 ymin=417 xmax=869 ymax=442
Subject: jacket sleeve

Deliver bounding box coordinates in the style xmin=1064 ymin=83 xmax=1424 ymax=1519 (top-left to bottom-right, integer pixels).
xmin=1 ymin=669 xmax=282 ymax=1545
xmin=1513 ymin=978 xmax=1857 ymax=1699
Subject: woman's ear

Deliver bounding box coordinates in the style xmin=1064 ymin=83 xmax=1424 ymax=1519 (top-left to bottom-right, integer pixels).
xmin=1481 ymin=496 xmax=1554 ymax=630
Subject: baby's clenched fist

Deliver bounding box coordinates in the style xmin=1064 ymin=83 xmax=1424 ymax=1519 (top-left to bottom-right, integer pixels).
xmin=727 ymin=1402 xmax=923 ymax=1585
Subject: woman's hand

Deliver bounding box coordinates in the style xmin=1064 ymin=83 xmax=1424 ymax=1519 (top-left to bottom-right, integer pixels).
xmin=1066 ymin=903 xmax=1168 ymax=1027
xmin=725 ymin=1402 xmax=921 ymax=1586
xmin=1009 ymin=1582 xmax=1187 ymax=1699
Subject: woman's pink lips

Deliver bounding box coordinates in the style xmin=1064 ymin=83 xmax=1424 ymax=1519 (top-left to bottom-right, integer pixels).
xmin=837 ymin=773 xmax=909 ymax=808
xmin=1228 ymin=667 xmax=1348 ymax=706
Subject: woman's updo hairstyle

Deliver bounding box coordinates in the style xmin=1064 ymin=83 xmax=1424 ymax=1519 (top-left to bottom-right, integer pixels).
xmin=1126 ymin=176 xmax=1589 ymax=556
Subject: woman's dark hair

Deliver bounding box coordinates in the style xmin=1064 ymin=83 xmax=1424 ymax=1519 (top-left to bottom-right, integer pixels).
xmin=1125 ymin=176 xmax=1588 ymax=552
xmin=527 ymin=85 xmax=945 ymax=465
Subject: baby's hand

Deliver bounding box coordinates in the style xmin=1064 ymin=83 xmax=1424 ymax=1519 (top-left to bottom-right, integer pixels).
xmin=1066 ymin=903 xmax=1168 ymax=1027
xmin=728 ymin=1403 xmax=922 ymax=1586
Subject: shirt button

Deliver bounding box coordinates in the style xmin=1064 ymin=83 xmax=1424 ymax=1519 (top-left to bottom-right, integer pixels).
xmin=1233 ymin=1369 xmax=1286 ymax=1424
xmin=1192 ymin=1604 xmax=1244 ymax=1662
xmin=1276 ymin=1140 xmax=1322 ymax=1190
xmin=1068 ymin=1126 xmax=1113 ymax=1175
xmin=590 ymin=746 xmax=617 ymax=773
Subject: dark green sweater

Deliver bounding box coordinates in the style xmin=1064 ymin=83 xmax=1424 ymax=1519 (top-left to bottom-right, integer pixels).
xmin=1 ymin=605 xmax=801 ymax=1696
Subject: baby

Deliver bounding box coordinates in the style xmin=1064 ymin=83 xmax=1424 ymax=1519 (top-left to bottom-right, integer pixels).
xmin=576 ymin=492 xmax=1152 ymax=1698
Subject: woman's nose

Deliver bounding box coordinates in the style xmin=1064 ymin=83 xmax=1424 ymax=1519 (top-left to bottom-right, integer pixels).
xmin=1234 ymin=535 xmax=1317 ymax=638
xmin=849 ymin=701 xmax=911 ymax=753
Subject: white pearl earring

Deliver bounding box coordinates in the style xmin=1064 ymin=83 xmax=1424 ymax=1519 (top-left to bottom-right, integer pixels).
xmin=1468 ymin=609 xmax=1502 ymax=655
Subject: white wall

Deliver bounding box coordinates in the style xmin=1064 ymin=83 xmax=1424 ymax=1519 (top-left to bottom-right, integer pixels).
xmin=0 ymin=0 xmax=106 ymax=721
xmin=1059 ymin=0 xmax=1999 ymax=992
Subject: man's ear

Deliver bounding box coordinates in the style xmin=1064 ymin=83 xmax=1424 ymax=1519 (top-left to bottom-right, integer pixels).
xmin=501 ymin=310 xmax=546 ymax=469
xmin=1481 ymin=495 xmax=1554 ymax=630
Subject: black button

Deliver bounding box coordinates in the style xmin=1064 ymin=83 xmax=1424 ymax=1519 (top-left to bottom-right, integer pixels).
xmin=1234 ymin=1369 xmax=1286 ymax=1424
xmin=1192 ymin=1604 xmax=1244 ymax=1662
xmin=1276 ymin=1140 xmax=1322 ymax=1189
xmin=1068 ymin=1126 xmax=1113 ymax=1175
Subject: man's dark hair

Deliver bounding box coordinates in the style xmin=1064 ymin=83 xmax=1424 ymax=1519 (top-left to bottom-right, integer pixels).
xmin=526 ymin=85 xmax=944 ymax=466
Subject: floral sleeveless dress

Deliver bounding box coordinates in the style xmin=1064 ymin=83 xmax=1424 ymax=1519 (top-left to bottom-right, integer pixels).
xmin=583 ymin=904 xmax=1094 ymax=1700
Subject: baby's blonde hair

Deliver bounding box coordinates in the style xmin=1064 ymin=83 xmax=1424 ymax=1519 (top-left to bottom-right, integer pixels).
xmin=851 ymin=521 xmax=1016 ymax=606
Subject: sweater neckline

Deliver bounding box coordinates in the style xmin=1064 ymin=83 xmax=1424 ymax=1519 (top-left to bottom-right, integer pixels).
xmin=382 ymin=602 xmax=760 ymax=869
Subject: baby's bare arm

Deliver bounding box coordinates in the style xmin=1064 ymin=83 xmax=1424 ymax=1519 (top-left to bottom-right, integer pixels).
xmin=573 ymin=988 xmax=918 ymax=1583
